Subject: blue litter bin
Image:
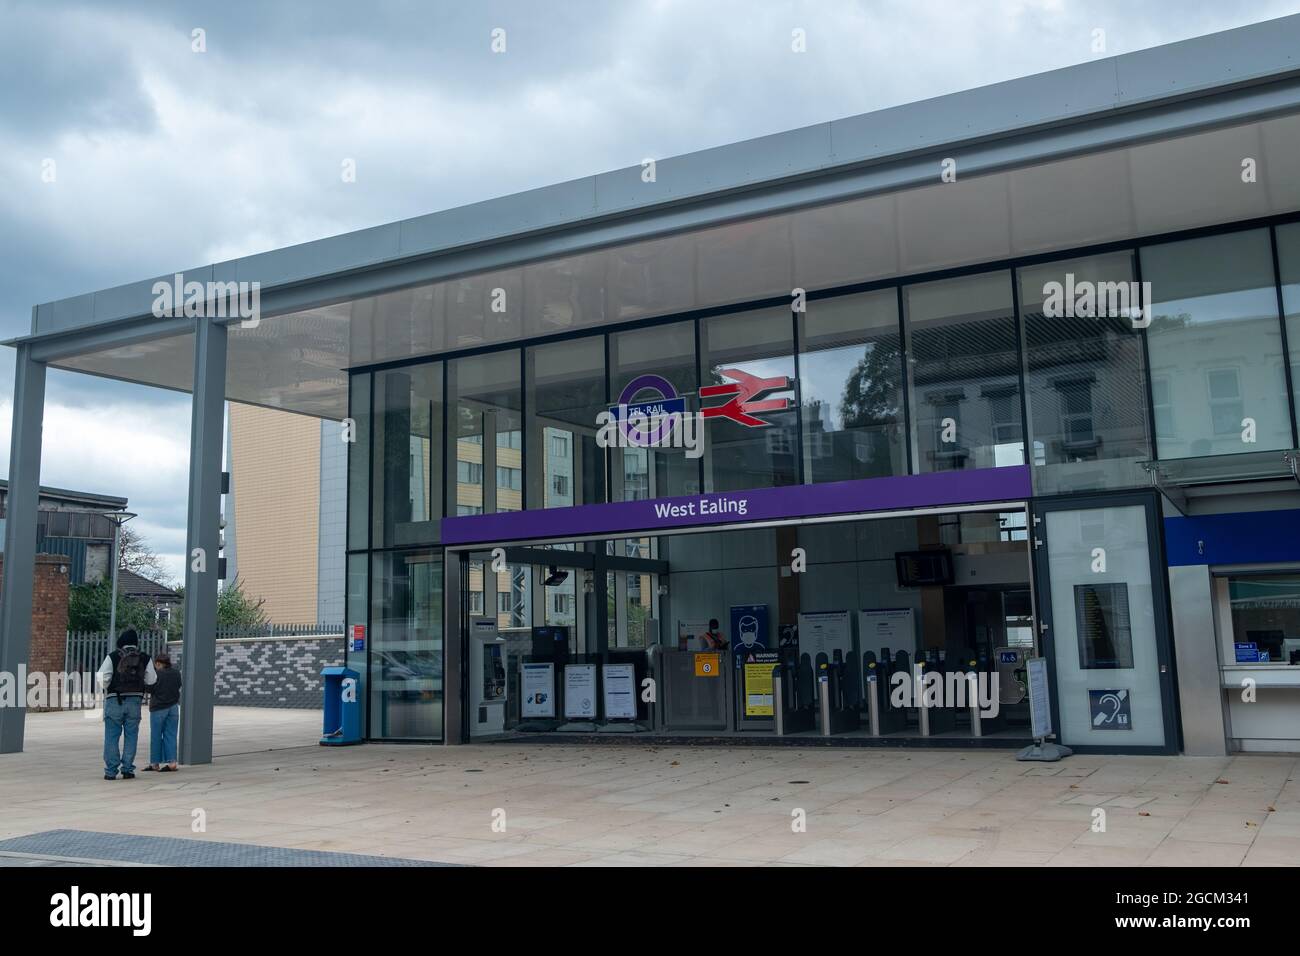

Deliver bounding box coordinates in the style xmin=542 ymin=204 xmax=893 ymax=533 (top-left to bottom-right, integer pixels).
xmin=320 ymin=666 xmax=361 ymax=745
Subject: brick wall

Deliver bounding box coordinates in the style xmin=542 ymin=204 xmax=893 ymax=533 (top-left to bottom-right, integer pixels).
xmin=168 ymin=634 xmax=343 ymax=708
xmin=0 ymin=553 xmax=71 ymax=676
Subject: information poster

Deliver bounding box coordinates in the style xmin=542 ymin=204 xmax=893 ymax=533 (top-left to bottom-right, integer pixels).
xmin=603 ymin=663 xmax=637 ymax=720
xmin=564 ymin=664 xmax=598 ymax=719
xmin=743 ymin=652 xmax=780 ymax=717
xmin=521 ymin=662 xmax=555 ymax=718
xmin=858 ymin=608 xmax=915 ymax=659
xmin=678 ymin=619 xmax=710 ymax=652
xmin=730 ymin=604 xmax=770 ymax=658
xmin=1026 ymin=656 xmax=1053 ymax=739
xmin=694 ymin=653 xmax=720 ymax=677
xmin=798 ymin=610 xmax=853 ymax=662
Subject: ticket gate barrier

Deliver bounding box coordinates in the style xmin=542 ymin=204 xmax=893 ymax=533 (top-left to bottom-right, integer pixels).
xmin=863 ymin=649 xmax=909 ymax=734
xmin=772 ymin=655 xmax=816 ymax=735
xmin=818 ymin=658 xmax=860 ymax=736
xmin=915 ymin=657 xmax=957 ymax=736
xmin=948 ymin=650 xmax=1006 ymax=737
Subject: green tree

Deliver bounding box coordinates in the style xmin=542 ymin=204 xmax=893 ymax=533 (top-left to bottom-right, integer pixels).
xmin=217 ymin=577 xmax=269 ymax=630
xmin=67 ymin=579 xmax=155 ymax=634
xmin=838 ymin=340 xmax=904 ymax=433
xmin=169 ymin=577 xmax=269 ymax=635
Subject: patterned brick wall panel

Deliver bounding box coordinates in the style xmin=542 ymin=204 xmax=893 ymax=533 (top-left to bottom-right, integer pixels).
xmin=168 ymin=636 xmax=344 ymax=708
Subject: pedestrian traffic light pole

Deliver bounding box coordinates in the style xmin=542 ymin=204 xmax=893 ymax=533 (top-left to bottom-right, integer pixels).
xmin=100 ymin=511 xmax=138 ymax=643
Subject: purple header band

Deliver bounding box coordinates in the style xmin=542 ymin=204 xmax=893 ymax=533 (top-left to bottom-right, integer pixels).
xmin=441 ymin=465 xmax=1031 ymax=546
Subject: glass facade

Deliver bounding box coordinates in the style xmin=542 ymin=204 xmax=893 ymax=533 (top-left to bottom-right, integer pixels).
xmin=372 ymin=364 xmax=443 ymax=546
xmin=608 ymin=320 xmax=700 ymax=500
xmin=699 ymin=307 xmax=798 ymax=492
xmin=447 ymin=350 xmax=522 ymax=515
xmin=903 ymin=271 xmax=1024 ymax=473
xmin=526 ymin=337 xmax=605 ymax=508
xmin=1018 ymin=252 xmax=1151 ymax=493
xmin=345 ymin=219 xmax=1300 ymax=744
xmin=346 ymin=373 xmax=370 ymax=551
xmin=798 ymin=291 xmax=906 ymax=482
xmin=1142 ymin=229 xmax=1292 ymax=458
xmin=369 ymin=549 xmax=443 ymax=740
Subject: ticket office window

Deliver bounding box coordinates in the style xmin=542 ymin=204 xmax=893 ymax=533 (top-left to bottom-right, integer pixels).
xmin=1218 ymin=573 xmax=1300 ymax=666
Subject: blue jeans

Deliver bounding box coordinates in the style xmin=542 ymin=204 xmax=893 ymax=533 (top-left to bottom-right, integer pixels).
xmin=103 ymin=696 xmax=142 ymax=776
xmin=150 ymin=704 xmax=179 ymax=765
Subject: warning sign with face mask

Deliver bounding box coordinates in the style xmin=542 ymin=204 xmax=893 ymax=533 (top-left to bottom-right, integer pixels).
xmin=730 ymin=604 xmax=769 ymax=665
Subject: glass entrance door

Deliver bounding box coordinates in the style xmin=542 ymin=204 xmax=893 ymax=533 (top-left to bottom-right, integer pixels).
xmin=1032 ymin=494 xmax=1177 ymax=752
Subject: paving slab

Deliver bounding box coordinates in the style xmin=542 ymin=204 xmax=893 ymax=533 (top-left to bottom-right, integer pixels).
xmin=2 ymin=708 xmax=1295 ymax=867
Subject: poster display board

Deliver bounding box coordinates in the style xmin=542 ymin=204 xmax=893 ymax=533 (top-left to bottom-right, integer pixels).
xmin=798 ymin=610 xmax=853 ymax=661
xmin=603 ymin=663 xmax=637 ymax=720
xmin=742 ymin=651 xmax=780 ymax=717
xmin=858 ymin=608 xmax=916 ymax=659
xmin=521 ymin=662 xmax=555 ymax=718
xmin=678 ymin=619 xmax=710 ymax=652
xmin=729 ymin=604 xmax=770 ymax=657
xmin=1026 ymin=656 xmax=1053 ymax=739
xmin=564 ymin=664 xmax=598 ymax=719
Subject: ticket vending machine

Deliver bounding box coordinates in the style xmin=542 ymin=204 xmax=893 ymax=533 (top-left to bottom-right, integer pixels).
xmin=470 ymin=616 xmax=508 ymax=737
xmin=995 ymin=646 xmax=1029 ymax=705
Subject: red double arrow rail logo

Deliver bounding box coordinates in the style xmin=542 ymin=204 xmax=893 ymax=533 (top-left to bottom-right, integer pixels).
xmin=699 ymin=368 xmax=793 ymax=427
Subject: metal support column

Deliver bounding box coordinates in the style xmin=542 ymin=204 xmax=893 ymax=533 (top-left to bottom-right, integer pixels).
xmin=179 ymin=318 xmax=227 ymax=765
xmin=0 ymin=345 xmax=46 ymax=754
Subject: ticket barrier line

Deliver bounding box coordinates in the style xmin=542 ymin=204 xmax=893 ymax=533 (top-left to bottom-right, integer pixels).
xmin=817 ymin=661 xmax=860 ymax=735
xmin=772 ymin=662 xmax=815 ymax=735
xmin=863 ymin=651 xmax=990 ymax=739
xmin=862 ymin=653 xmax=908 ymax=736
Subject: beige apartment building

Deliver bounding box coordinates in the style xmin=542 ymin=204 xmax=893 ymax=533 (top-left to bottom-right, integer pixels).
xmin=226 ymin=403 xmax=346 ymax=625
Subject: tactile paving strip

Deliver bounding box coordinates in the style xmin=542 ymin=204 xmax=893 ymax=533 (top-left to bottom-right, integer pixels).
xmin=0 ymin=830 xmax=449 ymax=867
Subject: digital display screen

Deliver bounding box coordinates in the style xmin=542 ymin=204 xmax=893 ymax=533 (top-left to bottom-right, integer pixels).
xmin=895 ymin=550 xmax=954 ymax=587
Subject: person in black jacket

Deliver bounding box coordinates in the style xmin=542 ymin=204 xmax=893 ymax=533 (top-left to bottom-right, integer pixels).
xmin=144 ymin=652 xmax=182 ymax=772
xmin=96 ymin=630 xmax=158 ymax=780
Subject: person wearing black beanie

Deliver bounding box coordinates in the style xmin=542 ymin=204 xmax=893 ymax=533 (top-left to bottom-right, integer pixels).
xmin=97 ymin=628 xmax=158 ymax=780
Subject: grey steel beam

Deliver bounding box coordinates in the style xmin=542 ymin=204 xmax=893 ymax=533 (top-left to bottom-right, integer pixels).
xmin=24 ymin=314 xmax=192 ymax=364
xmin=0 ymin=346 xmax=46 ymax=753
xmin=178 ymin=317 xmax=227 ymax=765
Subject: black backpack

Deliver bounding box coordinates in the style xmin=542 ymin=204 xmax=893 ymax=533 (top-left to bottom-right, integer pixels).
xmin=113 ymin=647 xmax=147 ymax=697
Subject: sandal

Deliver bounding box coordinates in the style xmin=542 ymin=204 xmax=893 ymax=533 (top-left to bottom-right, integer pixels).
xmin=142 ymin=765 xmax=158 ymax=771
xmin=160 ymin=765 xmax=176 ymax=772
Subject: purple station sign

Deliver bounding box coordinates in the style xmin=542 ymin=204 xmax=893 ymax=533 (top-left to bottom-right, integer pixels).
xmin=441 ymin=465 xmax=1031 ymax=546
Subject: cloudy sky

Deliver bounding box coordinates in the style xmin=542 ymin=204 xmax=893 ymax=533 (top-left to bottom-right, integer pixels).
xmin=1 ymin=0 xmax=1296 ymax=586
